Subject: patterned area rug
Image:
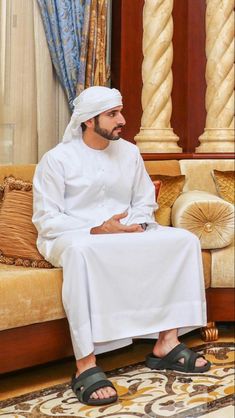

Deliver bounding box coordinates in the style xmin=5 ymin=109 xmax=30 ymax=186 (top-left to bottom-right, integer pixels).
xmin=0 ymin=342 xmax=234 ymax=418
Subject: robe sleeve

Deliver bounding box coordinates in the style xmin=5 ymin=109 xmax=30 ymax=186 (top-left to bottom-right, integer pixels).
xmin=122 ymin=149 xmax=158 ymax=225
xmin=33 ymin=153 xmax=90 ymax=239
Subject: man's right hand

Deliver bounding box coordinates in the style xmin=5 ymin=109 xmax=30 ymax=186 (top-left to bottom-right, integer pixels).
xmin=90 ymin=212 xmax=144 ymax=234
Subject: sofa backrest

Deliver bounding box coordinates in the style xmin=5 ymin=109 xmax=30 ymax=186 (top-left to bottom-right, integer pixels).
xmin=144 ymin=160 xmax=181 ymax=176
xmin=180 ymin=160 xmax=234 ymax=194
xmin=0 ymin=165 xmax=36 ymax=184
xmin=0 ymin=159 xmax=233 ymax=196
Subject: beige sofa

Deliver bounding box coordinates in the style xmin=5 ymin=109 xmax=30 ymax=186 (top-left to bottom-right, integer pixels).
xmin=0 ymin=159 xmax=234 ymax=373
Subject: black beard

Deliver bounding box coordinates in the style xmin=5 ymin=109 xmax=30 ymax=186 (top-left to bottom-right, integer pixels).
xmin=94 ymin=119 xmax=122 ymax=141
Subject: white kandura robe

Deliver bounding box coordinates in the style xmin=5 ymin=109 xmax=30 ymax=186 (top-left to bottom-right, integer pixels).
xmin=33 ymin=138 xmax=207 ymax=360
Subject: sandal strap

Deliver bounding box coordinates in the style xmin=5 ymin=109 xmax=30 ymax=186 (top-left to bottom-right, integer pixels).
xmin=157 ymin=343 xmax=201 ymax=372
xmin=177 ymin=346 xmax=200 ymax=372
xmin=82 ymin=380 xmax=115 ymax=403
xmin=71 ymin=366 xmax=116 ymax=403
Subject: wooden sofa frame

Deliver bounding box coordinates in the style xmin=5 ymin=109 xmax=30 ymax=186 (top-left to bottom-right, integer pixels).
xmin=0 ymin=288 xmax=234 ymax=374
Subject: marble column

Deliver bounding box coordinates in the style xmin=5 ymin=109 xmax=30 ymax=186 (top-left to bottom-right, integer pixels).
xmin=135 ymin=0 xmax=182 ymax=153
xmin=197 ymin=0 xmax=234 ymax=152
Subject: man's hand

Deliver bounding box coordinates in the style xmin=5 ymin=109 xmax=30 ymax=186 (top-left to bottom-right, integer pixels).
xmin=90 ymin=212 xmax=145 ymax=234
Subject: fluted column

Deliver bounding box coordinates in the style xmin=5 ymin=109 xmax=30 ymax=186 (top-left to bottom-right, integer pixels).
xmin=135 ymin=0 xmax=182 ymax=153
xmin=197 ymin=0 xmax=234 ymax=152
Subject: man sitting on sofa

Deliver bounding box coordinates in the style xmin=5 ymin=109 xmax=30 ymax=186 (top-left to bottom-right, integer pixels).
xmin=33 ymin=86 xmax=210 ymax=407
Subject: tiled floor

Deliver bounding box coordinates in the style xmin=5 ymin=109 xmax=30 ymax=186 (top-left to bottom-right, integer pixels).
xmin=0 ymin=323 xmax=234 ymax=402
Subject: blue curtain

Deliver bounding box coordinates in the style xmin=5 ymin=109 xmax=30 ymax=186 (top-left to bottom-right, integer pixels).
xmin=37 ymin=0 xmax=91 ymax=110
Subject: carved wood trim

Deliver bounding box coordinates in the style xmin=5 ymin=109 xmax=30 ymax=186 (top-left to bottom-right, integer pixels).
xmin=200 ymin=321 xmax=219 ymax=342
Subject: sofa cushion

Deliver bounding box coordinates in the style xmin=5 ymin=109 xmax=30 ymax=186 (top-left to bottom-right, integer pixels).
xmin=151 ymin=174 xmax=185 ymax=226
xmin=172 ymin=190 xmax=234 ymax=249
xmin=212 ymin=170 xmax=235 ymax=204
xmin=0 ymin=264 xmax=65 ymax=330
xmin=0 ymin=176 xmax=52 ymax=268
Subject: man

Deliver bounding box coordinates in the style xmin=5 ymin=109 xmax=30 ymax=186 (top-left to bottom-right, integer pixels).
xmin=33 ymin=86 xmax=210 ymax=406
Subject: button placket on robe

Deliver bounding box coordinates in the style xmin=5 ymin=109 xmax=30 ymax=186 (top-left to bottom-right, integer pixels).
xmin=98 ymin=163 xmax=106 ymax=208
xmin=100 ymin=176 xmax=106 ymax=207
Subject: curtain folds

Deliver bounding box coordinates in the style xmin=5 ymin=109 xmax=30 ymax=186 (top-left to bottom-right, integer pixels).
xmin=81 ymin=0 xmax=109 ymax=93
xmin=0 ymin=0 xmax=110 ymax=163
xmin=37 ymin=0 xmax=109 ymax=109
xmin=0 ymin=0 xmax=71 ymax=164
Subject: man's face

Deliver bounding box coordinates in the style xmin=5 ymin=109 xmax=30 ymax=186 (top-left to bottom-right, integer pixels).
xmin=94 ymin=106 xmax=126 ymax=141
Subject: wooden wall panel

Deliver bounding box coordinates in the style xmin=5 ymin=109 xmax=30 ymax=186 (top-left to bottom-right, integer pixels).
xmin=111 ymin=0 xmax=208 ymax=153
xmin=172 ymin=0 xmax=207 ymax=152
xmin=111 ymin=0 xmax=144 ymax=142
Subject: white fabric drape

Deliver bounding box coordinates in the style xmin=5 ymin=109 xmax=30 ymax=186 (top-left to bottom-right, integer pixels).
xmin=0 ymin=0 xmax=70 ymax=164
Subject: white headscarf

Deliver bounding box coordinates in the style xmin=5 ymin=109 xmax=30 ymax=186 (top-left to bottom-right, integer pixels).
xmin=62 ymin=86 xmax=123 ymax=143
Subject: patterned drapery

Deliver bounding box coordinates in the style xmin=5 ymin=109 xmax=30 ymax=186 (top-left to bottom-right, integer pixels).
xmin=79 ymin=0 xmax=109 ymax=94
xmin=37 ymin=0 xmax=109 ymax=109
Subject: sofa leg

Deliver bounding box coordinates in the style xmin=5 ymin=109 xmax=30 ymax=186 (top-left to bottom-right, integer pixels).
xmin=200 ymin=322 xmax=219 ymax=342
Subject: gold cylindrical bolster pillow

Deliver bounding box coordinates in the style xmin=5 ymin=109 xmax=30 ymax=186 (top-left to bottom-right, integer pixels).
xmin=171 ymin=191 xmax=234 ymax=249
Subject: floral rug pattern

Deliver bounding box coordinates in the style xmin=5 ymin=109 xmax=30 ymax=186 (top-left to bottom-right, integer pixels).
xmin=0 ymin=342 xmax=234 ymax=418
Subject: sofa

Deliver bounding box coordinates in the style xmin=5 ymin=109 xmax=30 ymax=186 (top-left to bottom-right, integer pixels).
xmin=0 ymin=159 xmax=234 ymax=374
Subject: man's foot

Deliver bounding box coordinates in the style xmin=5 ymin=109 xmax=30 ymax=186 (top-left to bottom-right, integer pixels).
xmin=72 ymin=366 xmax=117 ymax=405
xmin=153 ymin=339 xmax=207 ymax=368
xmin=75 ymin=354 xmax=117 ymax=402
xmin=146 ymin=329 xmax=211 ymax=373
xmin=75 ymin=370 xmax=117 ymax=401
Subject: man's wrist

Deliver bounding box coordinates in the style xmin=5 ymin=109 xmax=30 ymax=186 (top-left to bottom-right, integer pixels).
xmin=139 ymin=223 xmax=148 ymax=231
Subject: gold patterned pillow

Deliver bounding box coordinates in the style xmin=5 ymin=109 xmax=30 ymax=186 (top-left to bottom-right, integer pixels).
xmin=0 ymin=176 xmax=53 ymax=268
xmin=212 ymin=170 xmax=235 ymax=204
xmin=151 ymin=174 xmax=185 ymax=226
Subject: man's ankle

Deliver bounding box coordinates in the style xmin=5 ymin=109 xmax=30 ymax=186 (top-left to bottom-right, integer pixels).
xmin=76 ymin=353 xmax=96 ymax=376
xmin=158 ymin=329 xmax=178 ymax=344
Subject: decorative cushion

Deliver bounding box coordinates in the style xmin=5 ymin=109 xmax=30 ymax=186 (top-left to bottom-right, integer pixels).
xmin=172 ymin=190 xmax=234 ymax=249
xmin=0 ymin=176 xmax=53 ymax=268
xmin=151 ymin=174 xmax=185 ymax=226
xmin=212 ymin=170 xmax=235 ymax=204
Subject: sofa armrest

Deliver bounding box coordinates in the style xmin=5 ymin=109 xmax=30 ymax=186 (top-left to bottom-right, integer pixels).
xmin=171 ymin=190 xmax=234 ymax=249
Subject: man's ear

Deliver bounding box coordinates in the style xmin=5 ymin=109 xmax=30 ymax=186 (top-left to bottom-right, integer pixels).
xmin=84 ymin=118 xmax=94 ymax=129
